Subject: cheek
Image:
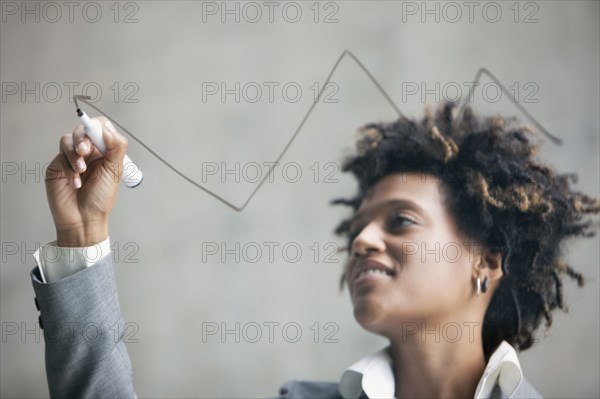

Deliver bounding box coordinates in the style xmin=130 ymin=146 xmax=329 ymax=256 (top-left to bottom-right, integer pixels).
xmin=389 ymin=253 xmax=469 ymax=310
xmin=390 ymin=232 xmax=470 ymax=281
xmin=392 ymin=268 xmax=439 ymax=302
xmin=381 ymin=271 xmax=465 ymax=323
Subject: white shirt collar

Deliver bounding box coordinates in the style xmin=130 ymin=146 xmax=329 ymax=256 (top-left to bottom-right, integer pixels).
xmin=339 ymin=340 xmax=523 ymax=399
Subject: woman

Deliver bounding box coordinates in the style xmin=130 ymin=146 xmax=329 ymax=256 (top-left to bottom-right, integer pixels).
xmin=31 ymin=102 xmax=599 ymax=398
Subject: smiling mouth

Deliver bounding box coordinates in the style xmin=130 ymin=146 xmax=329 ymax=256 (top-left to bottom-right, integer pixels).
xmin=352 ymin=258 xmax=396 ymax=283
xmin=355 ymin=268 xmax=393 ymax=280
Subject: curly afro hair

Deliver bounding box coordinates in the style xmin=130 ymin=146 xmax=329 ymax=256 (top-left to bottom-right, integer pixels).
xmin=331 ymin=102 xmax=599 ymax=359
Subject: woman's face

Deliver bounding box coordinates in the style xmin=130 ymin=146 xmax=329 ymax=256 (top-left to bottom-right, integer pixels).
xmin=345 ymin=172 xmax=483 ymax=336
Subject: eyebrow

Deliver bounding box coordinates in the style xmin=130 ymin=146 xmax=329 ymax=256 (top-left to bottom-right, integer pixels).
xmin=349 ymin=199 xmax=427 ymax=228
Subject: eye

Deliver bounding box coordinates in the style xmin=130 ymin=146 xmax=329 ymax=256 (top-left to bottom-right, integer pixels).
xmin=346 ymin=212 xmax=416 ymax=246
xmin=386 ymin=212 xmax=416 ymax=231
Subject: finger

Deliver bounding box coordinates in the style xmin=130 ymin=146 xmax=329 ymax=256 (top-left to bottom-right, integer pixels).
xmin=71 ymin=125 xmax=92 ymax=174
xmin=59 ymin=133 xmax=82 ymax=188
xmin=94 ymin=116 xmax=128 ymax=165
xmin=73 ymin=125 xmax=93 ymax=159
xmin=73 ymin=124 xmax=105 ymax=167
xmin=58 ymin=152 xmax=80 ymax=188
xmin=44 ymin=153 xmax=72 ymax=185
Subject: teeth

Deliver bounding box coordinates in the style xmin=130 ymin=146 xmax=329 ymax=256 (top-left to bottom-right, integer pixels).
xmin=357 ymin=269 xmax=391 ymax=279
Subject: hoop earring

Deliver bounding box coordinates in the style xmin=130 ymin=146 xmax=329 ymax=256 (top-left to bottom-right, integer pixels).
xmin=482 ymin=276 xmax=489 ymax=293
xmin=477 ymin=276 xmax=489 ymax=296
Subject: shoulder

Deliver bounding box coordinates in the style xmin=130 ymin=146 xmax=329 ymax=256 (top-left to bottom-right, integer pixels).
xmin=275 ymin=379 xmax=341 ymax=399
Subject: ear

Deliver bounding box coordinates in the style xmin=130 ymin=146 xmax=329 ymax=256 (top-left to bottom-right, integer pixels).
xmin=474 ymin=249 xmax=503 ymax=283
xmin=485 ymin=250 xmax=503 ymax=281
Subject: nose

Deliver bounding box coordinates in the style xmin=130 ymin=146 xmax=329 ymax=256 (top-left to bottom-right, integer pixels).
xmin=351 ymin=221 xmax=386 ymax=259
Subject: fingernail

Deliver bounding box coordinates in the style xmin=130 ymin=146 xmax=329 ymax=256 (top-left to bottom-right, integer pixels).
xmin=74 ymin=176 xmax=81 ymax=189
xmin=105 ymin=120 xmax=117 ymax=134
xmin=77 ymin=142 xmax=89 ymax=154
xmin=77 ymin=159 xmax=86 ymax=172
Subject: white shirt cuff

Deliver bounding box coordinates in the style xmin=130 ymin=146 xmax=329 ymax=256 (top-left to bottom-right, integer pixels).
xmin=33 ymin=237 xmax=111 ymax=283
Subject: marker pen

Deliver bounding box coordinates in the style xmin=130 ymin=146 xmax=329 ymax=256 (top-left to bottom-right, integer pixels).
xmin=76 ymin=108 xmax=143 ymax=188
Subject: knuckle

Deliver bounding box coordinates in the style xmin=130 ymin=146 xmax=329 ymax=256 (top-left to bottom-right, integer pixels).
xmin=73 ymin=130 xmax=84 ymax=142
xmin=45 ymin=156 xmax=68 ymax=180
xmin=44 ymin=160 xmax=59 ymax=179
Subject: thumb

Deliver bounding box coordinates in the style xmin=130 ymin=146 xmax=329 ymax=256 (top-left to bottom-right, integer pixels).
xmin=100 ymin=118 xmax=129 ymax=165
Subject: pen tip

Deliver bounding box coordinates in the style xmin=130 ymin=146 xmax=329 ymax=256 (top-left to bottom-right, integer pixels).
xmin=76 ymin=108 xmax=83 ymax=117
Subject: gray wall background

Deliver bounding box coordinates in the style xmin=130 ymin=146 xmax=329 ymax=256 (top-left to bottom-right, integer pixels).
xmin=1 ymin=1 xmax=598 ymax=397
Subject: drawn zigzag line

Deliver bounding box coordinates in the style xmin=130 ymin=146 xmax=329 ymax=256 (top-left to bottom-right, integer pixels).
xmin=74 ymin=50 xmax=562 ymax=211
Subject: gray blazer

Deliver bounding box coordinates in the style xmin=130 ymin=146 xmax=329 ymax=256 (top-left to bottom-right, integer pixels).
xmin=31 ymin=255 xmax=543 ymax=399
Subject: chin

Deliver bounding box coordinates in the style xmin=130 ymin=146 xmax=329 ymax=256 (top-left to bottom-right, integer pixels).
xmin=352 ymin=298 xmax=389 ymax=335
